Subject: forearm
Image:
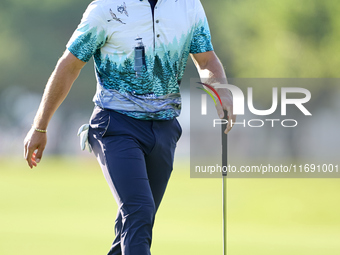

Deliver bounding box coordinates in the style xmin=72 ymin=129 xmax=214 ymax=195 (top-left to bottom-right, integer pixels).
xmin=33 ymin=53 xmax=83 ymax=129
xmin=191 ymin=51 xmax=235 ymax=132
xmin=24 ymin=51 xmax=85 ymax=168
xmin=191 ymin=52 xmax=230 ymax=97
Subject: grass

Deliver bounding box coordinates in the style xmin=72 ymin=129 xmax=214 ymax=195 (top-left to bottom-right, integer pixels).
xmin=1 ymin=157 xmax=340 ymax=254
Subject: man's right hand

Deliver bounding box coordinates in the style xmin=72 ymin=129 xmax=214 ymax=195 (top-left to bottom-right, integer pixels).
xmin=24 ymin=128 xmax=47 ymax=169
xmin=22 ymin=50 xmax=86 ymax=169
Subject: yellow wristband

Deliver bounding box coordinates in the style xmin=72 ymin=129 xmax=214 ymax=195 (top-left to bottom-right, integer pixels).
xmin=32 ymin=126 xmax=47 ymax=133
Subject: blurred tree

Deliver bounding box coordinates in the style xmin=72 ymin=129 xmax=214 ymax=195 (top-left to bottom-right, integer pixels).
xmin=0 ymin=0 xmax=339 ymax=157
xmin=0 ymin=0 xmax=339 ymax=107
xmin=203 ymin=0 xmax=340 ymax=79
xmin=0 ymin=1 xmax=95 ymax=110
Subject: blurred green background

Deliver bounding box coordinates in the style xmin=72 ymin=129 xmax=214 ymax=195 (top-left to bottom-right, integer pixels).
xmin=1 ymin=0 xmax=340 ymax=254
xmin=2 ymin=159 xmax=340 ymax=254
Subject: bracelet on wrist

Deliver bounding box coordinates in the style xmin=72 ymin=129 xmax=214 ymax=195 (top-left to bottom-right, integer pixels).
xmin=32 ymin=125 xmax=47 ymax=133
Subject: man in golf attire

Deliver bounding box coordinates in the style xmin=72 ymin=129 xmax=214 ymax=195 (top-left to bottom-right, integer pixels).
xmin=24 ymin=0 xmax=235 ymax=254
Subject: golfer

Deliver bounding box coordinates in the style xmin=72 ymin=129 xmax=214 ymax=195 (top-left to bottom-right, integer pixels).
xmin=24 ymin=0 xmax=235 ymax=254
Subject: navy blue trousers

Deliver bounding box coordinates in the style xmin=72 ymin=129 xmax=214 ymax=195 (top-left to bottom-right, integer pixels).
xmin=88 ymin=106 xmax=182 ymax=255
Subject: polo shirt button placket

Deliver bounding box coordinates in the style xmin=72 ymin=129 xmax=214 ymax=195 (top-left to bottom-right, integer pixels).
xmin=154 ymin=6 xmax=159 ymax=52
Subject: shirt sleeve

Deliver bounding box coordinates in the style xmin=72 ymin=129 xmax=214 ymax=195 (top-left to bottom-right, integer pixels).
xmin=189 ymin=0 xmax=214 ymax=54
xmin=66 ymin=2 xmax=108 ymax=62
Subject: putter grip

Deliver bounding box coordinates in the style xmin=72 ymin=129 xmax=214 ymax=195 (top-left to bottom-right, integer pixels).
xmin=221 ymin=110 xmax=228 ymax=176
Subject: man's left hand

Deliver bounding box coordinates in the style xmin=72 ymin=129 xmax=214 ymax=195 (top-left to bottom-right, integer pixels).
xmin=215 ymin=88 xmax=236 ymax=134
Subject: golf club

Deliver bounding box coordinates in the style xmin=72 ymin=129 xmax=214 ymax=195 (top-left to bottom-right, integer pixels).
xmin=222 ymin=110 xmax=228 ymax=255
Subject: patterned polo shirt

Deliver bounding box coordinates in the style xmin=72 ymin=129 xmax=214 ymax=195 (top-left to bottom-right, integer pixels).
xmin=67 ymin=0 xmax=213 ymax=120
